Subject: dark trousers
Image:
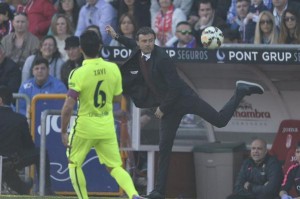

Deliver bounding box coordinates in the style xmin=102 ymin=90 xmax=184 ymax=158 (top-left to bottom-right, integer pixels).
xmin=3 ymin=148 xmax=52 ymax=194
xmin=154 ymin=89 xmax=245 ymax=195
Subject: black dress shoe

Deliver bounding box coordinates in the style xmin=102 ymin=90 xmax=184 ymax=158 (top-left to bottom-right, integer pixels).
xmin=143 ymin=190 xmax=164 ymax=199
xmin=236 ymin=80 xmax=264 ymax=96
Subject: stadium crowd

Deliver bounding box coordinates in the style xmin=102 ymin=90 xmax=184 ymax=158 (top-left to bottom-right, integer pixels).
xmin=0 ymin=0 xmax=300 ymax=198
xmin=0 ymin=0 xmax=299 ymax=95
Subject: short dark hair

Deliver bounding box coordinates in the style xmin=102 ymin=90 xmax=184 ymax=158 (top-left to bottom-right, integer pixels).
xmin=176 ymin=21 xmax=192 ymax=29
xmin=236 ymin=0 xmax=251 ymax=4
xmin=198 ymin=0 xmax=216 ymax=10
xmin=85 ymin=25 xmax=103 ymax=42
xmin=0 ymin=85 xmax=13 ymax=105
xmin=135 ymin=26 xmax=156 ymax=41
xmin=33 ymin=57 xmax=49 ymax=68
xmin=80 ymin=30 xmax=101 ymax=58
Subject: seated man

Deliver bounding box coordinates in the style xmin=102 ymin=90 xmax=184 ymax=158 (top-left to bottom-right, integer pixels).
xmin=279 ymin=142 xmax=300 ymax=199
xmin=227 ymin=138 xmax=283 ymax=199
xmin=0 ymin=85 xmax=53 ymax=195
xmin=18 ymin=57 xmax=67 ymax=116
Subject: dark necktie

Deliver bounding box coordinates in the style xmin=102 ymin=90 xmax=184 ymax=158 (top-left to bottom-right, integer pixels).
xmin=139 ymin=55 xmax=160 ymax=100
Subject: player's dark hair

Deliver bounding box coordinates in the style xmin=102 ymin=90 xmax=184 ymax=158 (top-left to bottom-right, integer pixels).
xmin=80 ymin=30 xmax=101 ymax=58
xmin=135 ymin=26 xmax=156 ymax=41
xmin=0 ymin=85 xmax=13 ymax=105
xmin=85 ymin=25 xmax=103 ymax=42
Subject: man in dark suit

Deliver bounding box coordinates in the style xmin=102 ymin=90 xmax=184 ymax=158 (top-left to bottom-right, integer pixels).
xmin=0 ymin=85 xmax=53 ymax=195
xmin=106 ymin=26 xmax=264 ymax=199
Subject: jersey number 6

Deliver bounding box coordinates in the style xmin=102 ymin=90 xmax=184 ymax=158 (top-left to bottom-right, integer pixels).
xmin=94 ymin=80 xmax=106 ymax=108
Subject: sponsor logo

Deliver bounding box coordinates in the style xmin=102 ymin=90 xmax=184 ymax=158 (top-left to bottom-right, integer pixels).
xmin=176 ymin=49 xmax=208 ymax=60
xmin=166 ymin=49 xmax=176 ymax=58
xmin=294 ymin=52 xmax=300 ymax=62
xmin=229 ymin=51 xmax=258 ymax=61
xmin=216 ymin=49 xmax=225 ymax=63
xmin=113 ymin=48 xmax=132 ymax=59
xmin=101 ymin=47 xmax=110 ymax=59
xmin=233 ymin=100 xmax=271 ymax=119
xmin=51 ymin=154 xmax=98 ymax=181
xmin=262 ymin=52 xmax=292 ymax=62
xmin=228 ymin=50 xmax=294 ymax=62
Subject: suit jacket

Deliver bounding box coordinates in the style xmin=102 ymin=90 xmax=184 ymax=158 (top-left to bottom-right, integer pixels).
xmin=0 ymin=107 xmax=35 ymax=157
xmin=116 ymin=35 xmax=193 ymax=114
xmin=0 ymin=57 xmax=21 ymax=93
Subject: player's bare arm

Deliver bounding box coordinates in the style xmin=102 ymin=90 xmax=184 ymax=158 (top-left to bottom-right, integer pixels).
xmin=61 ymin=96 xmax=76 ymax=148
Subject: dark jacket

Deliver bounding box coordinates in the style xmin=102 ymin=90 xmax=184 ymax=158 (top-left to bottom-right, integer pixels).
xmin=281 ymin=163 xmax=300 ymax=196
xmin=233 ymin=154 xmax=283 ymax=199
xmin=0 ymin=57 xmax=21 ymax=93
xmin=116 ymin=35 xmax=194 ymax=114
xmin=60 ymin=55 xmax=84 ymax=88
xmin=0 ymin=106 xmax=35 ymax=157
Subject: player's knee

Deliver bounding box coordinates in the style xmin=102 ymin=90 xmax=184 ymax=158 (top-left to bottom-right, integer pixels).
xmin=109 ymin=166 xmax=123 ymax=176
xmin=68 ymin=160 xmax=77 ymax=168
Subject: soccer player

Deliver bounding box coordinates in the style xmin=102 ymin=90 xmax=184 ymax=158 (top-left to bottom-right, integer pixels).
xmin=60 ymin=30 xmax=144 ymax=199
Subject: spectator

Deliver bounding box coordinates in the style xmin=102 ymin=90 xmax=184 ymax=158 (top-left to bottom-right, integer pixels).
xmin=193 ymin=0 xmax=229 ymax=47
xmin=22 ymin=35 xmax=64 ymax=83
xmin=0 ymin=85 xmax=54 ymax=195
xmin=5 ymin=0 xmax=24 ymax=13
xmin=75 ymin=0 xmax=117 ymax=46
xmin=243 ymin=0 xmax=268 ymax=43
xmin=150 ymin=0 xmax=193 ymax=18
xmin=272 ymin=0 xmax=300 ymax=32
xmin=60 ymin=35 xmax=83 ymax=88
xmin=1 ymin=12 xmax=39 ymax=70
xmin=227 ymin=0 xmax=250 ymax=43
xmin=254 ymin=11 xmax=278 ymax=44
xmin=189 ymin=0 xmax=233 ymax=26
xmin=166 ymin=21 xmax=197 ymax=48
xmin=223 ymin=28 xmax=241 ymax=43
xmin=18 ymin=57 xmax=67 ymax=116
xmin=110 ymin=13 xmax=136 ymax=47
xmin=280 ymin=142 xmax=300 ymax=199
xmin=0 ymin=43 xmax=20 ymax=93
xmin=56 ymin=0 xmax=79 ymax=30
xmin=278 ymin=8 xmax=300 ymax=44
xmin=0 ymin=2 xmax=13 ymax=40
xmin=24 ymin=0 xmax=56 ymax=39
xmin=118 ymin=0 xmax=151 ymax=30
xmin=215 ymin=0 xmax=232 ymax=20
xmin=49 ymin=14 xmax=74 ymax=61
xmin=227 ymin=0 xmax=272 ymax=27
xmin=152 ymin=0 xmax=186 ymax=46
xmin=226 ymin=138 xmax=283 ymax=199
